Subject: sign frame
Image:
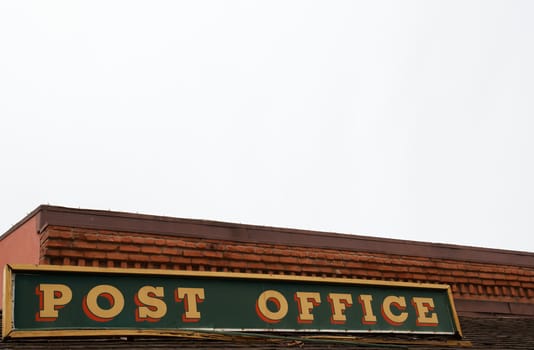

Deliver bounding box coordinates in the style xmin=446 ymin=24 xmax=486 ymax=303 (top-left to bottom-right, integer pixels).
xmin=2 ymin=264 xmax=462 ymax=339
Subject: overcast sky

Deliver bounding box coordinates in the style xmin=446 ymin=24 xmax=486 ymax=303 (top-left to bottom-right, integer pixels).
xmin=1 ymin=1 xmax=533 ymax=253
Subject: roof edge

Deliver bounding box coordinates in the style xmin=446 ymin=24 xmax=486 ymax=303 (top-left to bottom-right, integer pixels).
xmin=9 ymin=205 xmax=534 ymax=268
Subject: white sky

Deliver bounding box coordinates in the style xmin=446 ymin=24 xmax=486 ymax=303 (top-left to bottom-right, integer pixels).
xmin=1 ymin=1 xmax=533 ymax=253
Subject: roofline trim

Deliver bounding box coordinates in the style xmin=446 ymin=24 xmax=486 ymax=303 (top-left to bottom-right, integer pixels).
xmin=8 ymin=205 xmax=534 ymax=267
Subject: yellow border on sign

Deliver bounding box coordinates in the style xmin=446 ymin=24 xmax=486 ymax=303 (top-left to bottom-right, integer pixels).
xmin=2 ymin=265 xmax=14 ymax=340
xmin=2 ymin=264 xmax=463 ymax=339
xmin=446 ymin=286 xmax=463 ymax=337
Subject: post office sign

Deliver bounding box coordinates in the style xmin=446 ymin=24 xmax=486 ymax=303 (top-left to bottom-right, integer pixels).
xmin=2 ymin=264 xmax=462 ymax=339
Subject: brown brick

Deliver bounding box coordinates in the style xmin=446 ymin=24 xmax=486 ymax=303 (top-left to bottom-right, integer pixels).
xmin=363 ymin=270 xmax=383 ymax=278
xmin=327 ymin=259 xmax=345 ymax=267
xmin=130 ymin=236 xmax=154 ymax=244
xmin=96 ymin=234 xmax=119 ymax=243
xmin=434 ymin=268 xmax=451 ymax=276
xmin=119 ymin=244 xmax=141 ymax=253
xmin=468 ymin=284 xmax=477 ymax=295
xmin=203 ymin=250 xmax=223 ymax=258
xmin=261 ymin=255 xmax=279 ymax=263
xmin=50 ymin=230 xmax=74 ymax=239
xmin=254 ymin=247 xmax=266 ymax=254
xmin=407 ymin=259 xmax=431 ymax=267
xmin=247 ymin=261 xmax=272 ymax=273
xmin=42 ymin=247 xmax=63 ymax=256
xmin=45 ymin=240 xmax=71 ymax=248
xmin=516 ymin=275 xmax=533 ymax=283
xmin=223 ymin=252 xmax=258 ymax=261
xmin=164 ymin=239 xmax=183 ymax=247
xmin=73 ymin=241 xmax=98 ymax=250
xmin=106 ymin=252 xmax=129 ymax=260
xmin=192 ymin=257 xmax=219 ymax=266
xmin=435 ymin=262 xmax=457 ymax=270
xmin=507 ymin=267 xmax=523 ymax=276
xmin=283 ymin=264 xmax=303 ymax=273
xmin=460 ymin=284 xmax=469 ymax=294
xmin=301 ymin=265 xmax=320 ymax=273
xmin=227 ymin=260 xmax=251 ymax=269
xmin=272 ymin=248 xmax=295 ymax=257
xmin=408 ymin=267 xmax=424 ymax=273
xmin=464 ymin=271 xmax=480 ymax=277
xmin=181 ymin=241 xmax=196 ymax=248
xmin=141 ymin=246 xmax=161 ymax=254
xmin=154 ymin=238 xmax=167 ymax=246
xmin=490 ymin=273 xmax=509 ymax=281
xmin=334 ymin=268 xmax=352 ymax=276
xmin=96 ymin=242 xmax=118 ymax=251
xmin=150 ymin=255 xmax=170 ymax=263
xmin=478 ymin=272 xmax=498 ymax=280
xmin=382 ymin=272 xmax=399 ymax=279
xmin=84 ymin=251 xmax=105 ymax=259
xmin=511 ymin=287 xmax=518 ymax=297
xmin=170 ymin=256 xmax=191 ymax=264
xmin=481 ymin=279 xmax=496 ymax=286
xmin=367 ymin=256 xmax=388 ymax=264
xmin=390 ymin=265 xmax=410 ymax=273
xmin=396 ymin=273 xmax=413 ymax=280
xmin=59 ymin=249 xmax=82 ymax=257
xmin=226 ymin=245 xmax=254 ymax=253
xmin=183 ymin=249 xmax=203 ymax=257
xmin=84 ymin=233 xmax=100 ymax=241
xmin=161 ymin=247 xmax=181 ymax=255
xmin=292 ymin=250 xmax=309 ymax=258
xmin=296 ymin=258 xmax=315 ymax=265
xmin=454 ymin=277 xmax=469 ymax=284
xmin=342 ymin=261 xmax=363 ymax=269
xmin=451 ymin=269 xmax=468 ymax=277
xmin=410 ymin=273 xmax=427 ymax=281
xmin=128 ymin=254 xmax=151 ymax=262
xmin=118 ymin=235 xmax=134 ymax=243
xmin=49 ymin=226 xmax=70 ymax=232
xmin=194 ymin=242 xmax=209 ymax=249
xmin=279 ymin=256 xmax=299 ymax=264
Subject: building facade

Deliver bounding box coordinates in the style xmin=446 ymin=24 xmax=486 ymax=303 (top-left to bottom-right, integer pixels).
xmin=1 ymin=205 xmax=533 ymax=349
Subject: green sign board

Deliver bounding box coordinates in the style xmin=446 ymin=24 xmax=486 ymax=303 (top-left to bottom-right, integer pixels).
xmin=2 ymin=264 xmax=462 ymax=339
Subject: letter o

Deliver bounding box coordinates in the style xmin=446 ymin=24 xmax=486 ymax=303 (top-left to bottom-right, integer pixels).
xmin=83 ymin=285 xmax=125 ymax=322
xmin=256 ymin=290 xmax=288 ymax=323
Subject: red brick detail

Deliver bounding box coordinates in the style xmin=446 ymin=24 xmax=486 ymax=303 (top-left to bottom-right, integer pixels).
xmin=140 ymin=245 xmax=161 ymax=254
xmin=39 ymin=225 xmax=534 ymax=306
xmin=119 ymin=244 xmax=141 ymax=253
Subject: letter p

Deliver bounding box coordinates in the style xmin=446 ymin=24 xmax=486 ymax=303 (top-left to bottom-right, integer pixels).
xmin=36 ymin=284 xmax=72 ymax=321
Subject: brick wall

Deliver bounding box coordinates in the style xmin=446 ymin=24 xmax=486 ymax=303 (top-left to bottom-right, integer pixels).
xmin=40 ymin=225 xmax=534 ymax=307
